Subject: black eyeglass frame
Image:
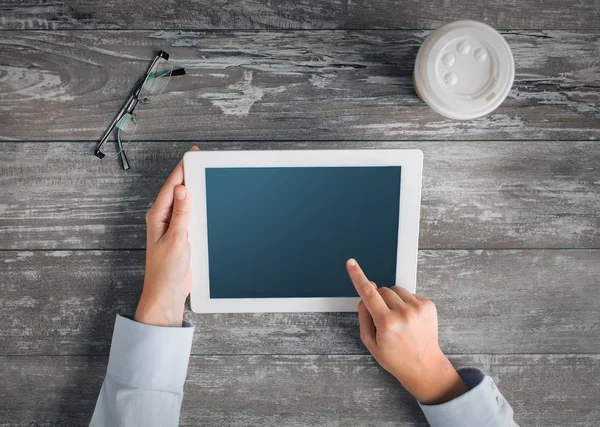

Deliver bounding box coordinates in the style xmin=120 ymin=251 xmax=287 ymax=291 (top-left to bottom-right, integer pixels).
xmin=94 ymin=50 xmax=185 ymax=169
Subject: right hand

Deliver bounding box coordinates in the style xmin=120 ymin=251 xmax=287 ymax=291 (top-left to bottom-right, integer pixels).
xmin=346 ymin=258 xmax=468 ymax=405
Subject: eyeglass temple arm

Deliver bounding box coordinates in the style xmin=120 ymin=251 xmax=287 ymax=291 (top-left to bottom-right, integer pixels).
xmin=116 ymin=127 xmax=131 ymax=170
xmin=94 ymin=51 xmax=170 ymax=158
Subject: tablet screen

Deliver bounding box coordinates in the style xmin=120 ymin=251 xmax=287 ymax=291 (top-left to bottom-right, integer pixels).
xmin=205 ymin=166 xmax=401 ymax=299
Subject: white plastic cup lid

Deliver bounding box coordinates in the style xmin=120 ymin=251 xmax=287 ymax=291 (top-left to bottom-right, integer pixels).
xmin=414 ymin=20 xmax=515 ymax=120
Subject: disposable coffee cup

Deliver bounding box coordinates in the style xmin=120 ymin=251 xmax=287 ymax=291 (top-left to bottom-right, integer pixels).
xmin=413 ymin=20 xmax=515 ymax=120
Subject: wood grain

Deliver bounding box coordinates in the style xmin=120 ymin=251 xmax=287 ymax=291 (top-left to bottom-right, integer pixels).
xmin=1 ymin=0 xmax=599 ymax=30
xmin=1 ymin=249 xmax=598 ymax=356
xmin=1 ymin=31 xmax=598 ymax=141
xmin=1 ymin=141 xmax=598 ymax=250
xmin=2 ymin=1 xmax=599 ymax=425
xmin=491 ymin=354 xmax=600 ymax=427
xmin=1 ymin=354 xmax=599 ymax=426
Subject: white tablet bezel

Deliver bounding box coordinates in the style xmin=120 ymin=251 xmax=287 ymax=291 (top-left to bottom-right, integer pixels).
xmin=184 ymin=149 xmax=423 ymax=313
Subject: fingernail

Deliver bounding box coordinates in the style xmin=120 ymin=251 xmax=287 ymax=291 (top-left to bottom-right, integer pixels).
xmin=175 ymin=187 xmax=185 ymax=200
xmin=347 ymin=258 xmax=357 ymax=267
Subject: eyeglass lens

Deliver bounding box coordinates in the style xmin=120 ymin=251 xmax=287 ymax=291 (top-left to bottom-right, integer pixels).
xmin=105 ymin=113 xmax=137 ymax=157
xmin=139 ymin=59 xmax=173 ymax=103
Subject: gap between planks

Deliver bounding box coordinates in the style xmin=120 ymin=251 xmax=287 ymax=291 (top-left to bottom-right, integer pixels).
xmin=2 ymin=353 xmax=600 ymax=357
xmin=1 ymin=248 xmax=598 ymax=252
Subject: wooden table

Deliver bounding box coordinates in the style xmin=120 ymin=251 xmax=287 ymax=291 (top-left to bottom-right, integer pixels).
xmin=1 ymin=1 xmax=599 ymax=425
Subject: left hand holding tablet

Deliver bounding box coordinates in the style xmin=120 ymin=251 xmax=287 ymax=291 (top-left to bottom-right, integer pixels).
xmin=346 ymin=258 xmax=468 ymax=405
xmin=135 ymin=146 xmax=199 ymax=327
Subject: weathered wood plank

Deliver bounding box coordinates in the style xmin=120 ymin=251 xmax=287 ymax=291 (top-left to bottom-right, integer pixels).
xmin=1 ymin=0 xmax=599 ymax=30
xmin=491 ymin=354 xmax=600 ymax=427
xmin=184 ymin=354 xmax=600 ymax=427
xmin=1 ymin=141 xmax=598 ymax=250
xmin=1 ymin=31 xmax=598 ymax=141
xmin=1 ymin=249 xmax=598 ymax=356
xmin=1 ymin=354 xmax=599 ymax=426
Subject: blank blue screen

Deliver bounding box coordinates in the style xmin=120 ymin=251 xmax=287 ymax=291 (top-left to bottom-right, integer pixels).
xmin=205 ymin=167 xmax=401 ymax=298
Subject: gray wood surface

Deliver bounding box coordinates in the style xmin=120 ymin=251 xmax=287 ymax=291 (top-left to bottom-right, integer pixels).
xmin=2 ymin=354 xmax=599 ymax=426
xmin=2 ymin=1 xmax=600 ymax=425
xmin=1 ymin=31 xmax=599 ymax=142
xmin=1 ymin=141 xmax=598 ymax=250
xmin=1 ymin=0 xmax=599 ymax=30
xmin=1 ymin=249 xmax=598 ymax=356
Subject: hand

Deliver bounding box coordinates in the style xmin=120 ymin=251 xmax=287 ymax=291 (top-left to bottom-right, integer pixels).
xmin=346 ymin=258 xmax=468 ymax=405
xmin=134 ymin=146 xmax=199 ymax=327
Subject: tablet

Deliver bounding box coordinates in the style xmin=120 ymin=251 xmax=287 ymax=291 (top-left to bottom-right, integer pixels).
xmin=184 ymin=149 xmax=423 ymax=313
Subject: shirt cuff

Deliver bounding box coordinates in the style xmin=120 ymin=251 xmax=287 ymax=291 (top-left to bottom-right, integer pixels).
xmin=106 ymin=314 xmax=195 ymax=391
xmin=419 ymin=368 xmax=505 ymax=427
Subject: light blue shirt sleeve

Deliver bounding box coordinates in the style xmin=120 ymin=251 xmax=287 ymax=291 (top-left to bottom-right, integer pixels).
xmin=90 ymin=315 xmax=194 ymax=427
xmin=420 ymin=368 xmax=519 ymax=427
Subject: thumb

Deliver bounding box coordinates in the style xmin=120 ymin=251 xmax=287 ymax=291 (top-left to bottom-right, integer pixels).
xmin=168 ymin=185 xmax=192 ymax=238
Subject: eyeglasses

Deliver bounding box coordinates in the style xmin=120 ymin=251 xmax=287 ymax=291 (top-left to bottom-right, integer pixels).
xmin=94 ymin=50 xmax=186 ymax=170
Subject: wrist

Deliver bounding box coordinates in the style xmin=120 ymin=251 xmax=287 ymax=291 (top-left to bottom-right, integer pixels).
xmin=396 ymin=349 xmax=468 ymax=405
xmin=135 ymin=290 xmax=186 ymax=327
